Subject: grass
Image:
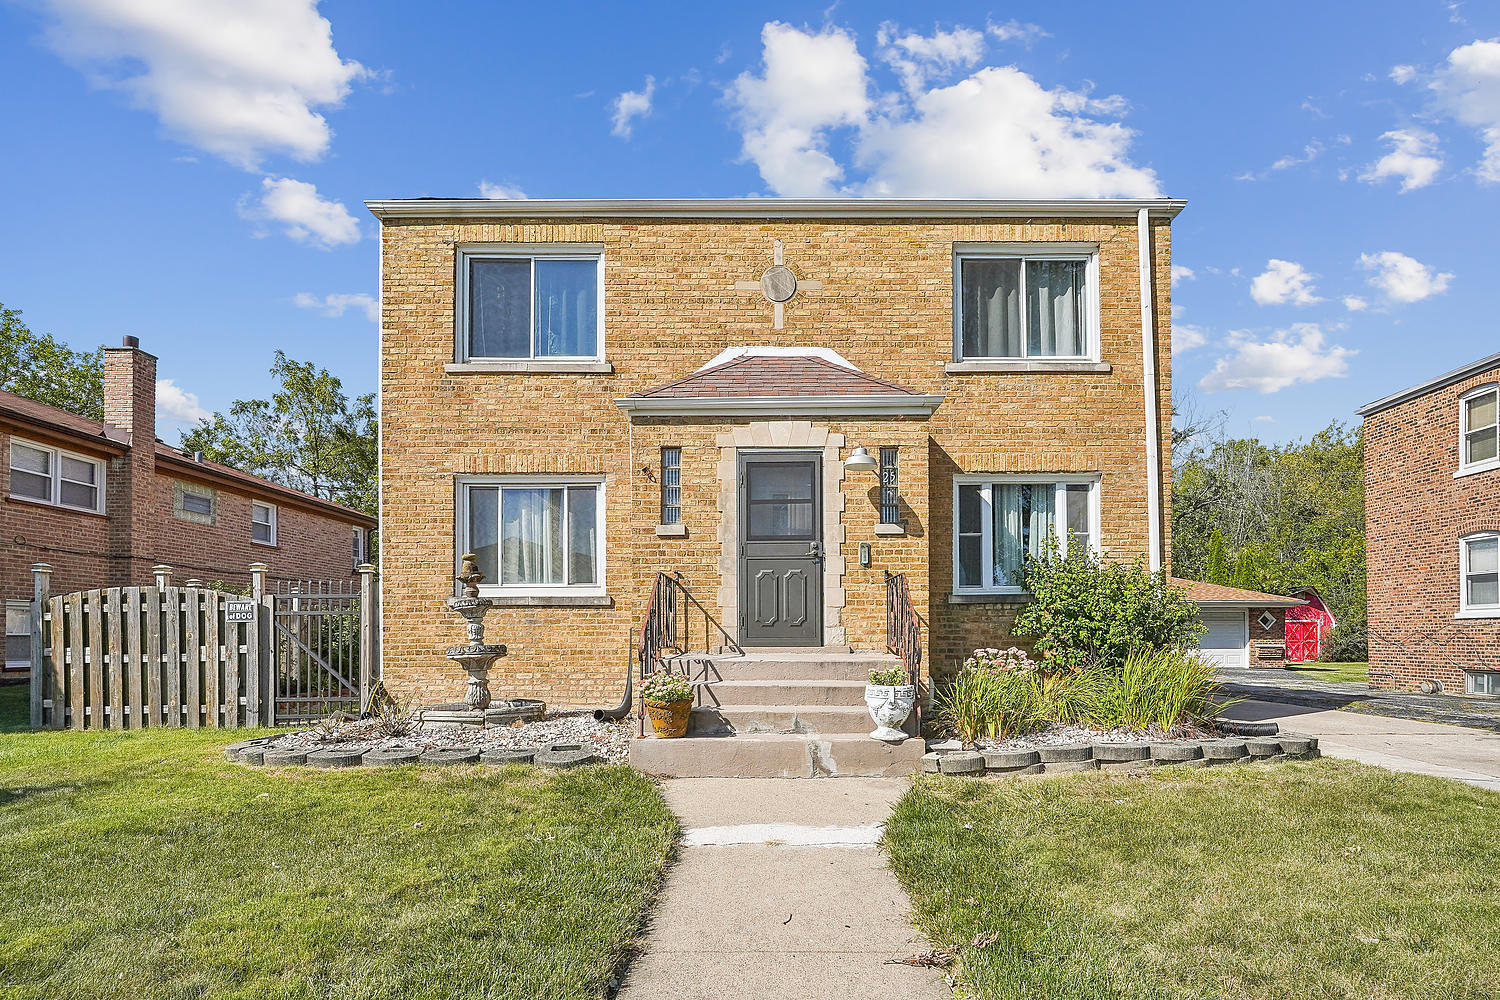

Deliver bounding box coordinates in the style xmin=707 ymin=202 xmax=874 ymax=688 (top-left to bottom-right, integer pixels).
xmin=0 ymin=683 xmax=677 ymax=1000
xmin=884 ymin=763 xmax=1500 ymax=1000
xmin=1285 ymin=661 xmax=1371 ymax=685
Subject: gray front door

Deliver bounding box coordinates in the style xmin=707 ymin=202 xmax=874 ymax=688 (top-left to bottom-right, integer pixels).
xmin=739 ymin=454 xmax=822 ymax=646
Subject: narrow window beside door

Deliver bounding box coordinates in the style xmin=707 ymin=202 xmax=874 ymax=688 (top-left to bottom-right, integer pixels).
xmin=660 ymin=447 xmax=681 ymax=525
xmin=879 ymin=448 xmax=900 ymax=524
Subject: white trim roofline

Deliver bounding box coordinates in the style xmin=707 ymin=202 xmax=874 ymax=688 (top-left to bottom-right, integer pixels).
xmin=1356 ymin=351 xmax=1500 ymax=417
xmin=1189 ymin=598 xmax=1304 ymax=609
xmin=366 ymin=197 xmax=1187 ymax=221
xmin=614 ymin=394 xmax=943 ymax=418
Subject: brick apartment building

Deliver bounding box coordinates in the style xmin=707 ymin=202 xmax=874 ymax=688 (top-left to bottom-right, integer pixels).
xmin=1358 ymin=351 xmax=1500 ymax=695
xmin=369 ymin=197 xmax=1180 ymax=712
xmin=3 ymin=337 xmax=377 ymax=678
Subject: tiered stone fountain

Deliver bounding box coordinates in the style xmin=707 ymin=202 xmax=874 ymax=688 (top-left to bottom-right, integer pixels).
xmin=420 ymin=554 xmax=545 ymax=728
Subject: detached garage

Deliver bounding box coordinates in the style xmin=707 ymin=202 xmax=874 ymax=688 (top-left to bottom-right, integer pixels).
xmin=1171 ymin=579 xmax=1307 ymax=669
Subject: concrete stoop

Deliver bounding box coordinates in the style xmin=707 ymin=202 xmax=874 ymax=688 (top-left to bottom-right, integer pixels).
xmin=633 ymin=648 xmax=925 ymax=778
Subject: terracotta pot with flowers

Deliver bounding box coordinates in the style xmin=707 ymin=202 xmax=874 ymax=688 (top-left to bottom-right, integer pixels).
xmin=642 ymin=671 xmax=694 ymax=739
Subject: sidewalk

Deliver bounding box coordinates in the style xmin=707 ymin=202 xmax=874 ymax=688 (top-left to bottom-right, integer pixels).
xmin=1222 ymin=699 xmax=1500 ymax=793
xmin=1216 ymin=669 xmax=1500 ymax=733
xmin=616 ymin=778 xmax=946 ymax=999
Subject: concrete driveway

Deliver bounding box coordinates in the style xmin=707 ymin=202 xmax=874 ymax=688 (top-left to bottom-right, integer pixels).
xmin=1223 ymin=699 xmax=1500 ymax=793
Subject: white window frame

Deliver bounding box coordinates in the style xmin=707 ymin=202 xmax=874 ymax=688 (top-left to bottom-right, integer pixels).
xmin=952 ymin=474 xmax=1101 ymax=595
xmin=1457 ymin=383 xmax=1499 ymax=478
xmin=352 ymin=526 xmax=366 ymax=569
xmin=455 ymin=244 xmax=605 ymax=363
xmin=1458 ymin=531 xmax=1500 ymax=619
xmin=457 ymin=475 xmax=606 ymax=597
xmin=1467 ymin=670 xmax=1500 ymax=697
xmin=952 ymin=243 xmax=1102 ymax=362
xmin=251 ymin=501 xmax=277 ymax=546
xmin=5 ymin=600 xmax=31 ymax=670
xmin=7 ymin=436 xmax=106 ymax=513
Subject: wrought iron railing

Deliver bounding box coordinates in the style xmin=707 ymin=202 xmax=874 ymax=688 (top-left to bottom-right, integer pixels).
xmin=885 ymin=570 xmax=922 ymax=734
xmin=634 ymin=571 xmax=740 ymax=735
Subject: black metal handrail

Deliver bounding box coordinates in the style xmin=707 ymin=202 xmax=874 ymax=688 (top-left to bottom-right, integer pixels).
xmin=885 ymin=570 xmax=923 ymax=734
xmin=634 ymin=571 xmax=742 ymax=735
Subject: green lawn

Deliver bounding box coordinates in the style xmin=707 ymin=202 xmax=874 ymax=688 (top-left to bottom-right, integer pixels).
xmin=1285 ymin=661 xmax=1370 ymax=685
xmin=0 ymin=683 xmax=677 ymax=1000
xmin=884 ymin=763 xmax=1500 ymax=1000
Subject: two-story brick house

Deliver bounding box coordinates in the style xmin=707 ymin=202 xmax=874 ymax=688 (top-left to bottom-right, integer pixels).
xmin=3 ymin=337 xmax=377 ymax=677
xmin=370 ymin=197 xmax=1180 ymax=741
xmin=1358 ymin=351 xmax=1500 ymax=695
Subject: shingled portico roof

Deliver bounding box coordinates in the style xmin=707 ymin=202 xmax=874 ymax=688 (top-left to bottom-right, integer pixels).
xmin=615 ymin=347 xmax=943 ymax=417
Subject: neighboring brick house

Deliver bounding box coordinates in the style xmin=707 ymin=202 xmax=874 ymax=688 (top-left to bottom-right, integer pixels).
xmin=1172 ymin=579 xmax=1304 ymax=669
xmin=1357 ymin=351 xmax=1500 ymax=695
xmin=369 ymin=197 xmax=1180 ymax=711
xmin=3 ymin=337 xmax=377 ymax=678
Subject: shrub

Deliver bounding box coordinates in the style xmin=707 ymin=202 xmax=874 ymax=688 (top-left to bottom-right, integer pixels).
xmin=1014 ymin=548 xmax=1206 ymax=669
xmin=641 ymin=671 xmax=692 ymax=704
xmin=869 ymin=667 xmax=909 ymax=687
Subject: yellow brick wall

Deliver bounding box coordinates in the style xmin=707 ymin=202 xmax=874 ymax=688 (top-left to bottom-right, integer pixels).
xmin=378 ymin=216 xmax=1172 ymax=708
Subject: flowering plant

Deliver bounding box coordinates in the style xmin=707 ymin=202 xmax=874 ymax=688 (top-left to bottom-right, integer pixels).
xmin=963 ymin=647 xmax=1035 ymax=675
xmin=641 ymin=671 xmax=693 ymax=704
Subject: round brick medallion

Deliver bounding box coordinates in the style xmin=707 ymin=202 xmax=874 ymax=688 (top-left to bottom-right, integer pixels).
xmin=760 ymin=265 xmax=798 ymax=303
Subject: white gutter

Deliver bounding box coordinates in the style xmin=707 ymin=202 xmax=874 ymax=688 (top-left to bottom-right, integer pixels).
xmin=1137 ymin=208 xmax=1163 ymax=574
xmin=614 ymin=394 xmax=943 ymax=418
xmin=366 ymin=197 xmax=1187 ymax=221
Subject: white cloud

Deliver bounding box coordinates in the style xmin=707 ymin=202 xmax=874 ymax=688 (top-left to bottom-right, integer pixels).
xmin=478 ymin=180 xmax=526 ymax=199
xmin=1359 ymin=128 xmax=1443 ymax=191
xmin=1198 ymin=324 xmax=1354 ymax=394
xmin=1359 ymin=250 xmax=1454 ymax=303
xmin=156 ymin=378 xmax=211 ymax=424
xmin=1271 ymin=140 xmax=1324 ymax=170
xmin=1249 ymin=259 xmax=1322 ymax=306
xmin=1343 ymin=295 xmax=1369 ymax=311
xmin=38 ymin=0 xmax=367 ymax=170
xmin=1173 ymin=323 xmax=1207 ymax=353
xmin=1431 ymin=38 xmax=1500 ymax=182
xmin=1390 ymin=64 xmax=1418 ymax=84
xmin=876 ymin=23 xmax=985 ymax=93
xmin=243 ymin=176 xmax=360 ymax=248
xmin=725 ymin=21 xmax=1159 ymax=198
xmin=611 ymin=75 xmax=656 ymax=138
xmin=1170 ymin=264 xmax=1195 ymax=286
xmin=987 ymin=19 xmax=1048 ymax=46
xmin=293 ymin=291 xmax=377 ymax=322
xmin=1253 ymin=415 xmax=1276 ymax=423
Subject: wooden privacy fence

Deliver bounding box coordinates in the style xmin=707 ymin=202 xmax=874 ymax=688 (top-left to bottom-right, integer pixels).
xmin=27 ymin=561 xmax=378 ymax=731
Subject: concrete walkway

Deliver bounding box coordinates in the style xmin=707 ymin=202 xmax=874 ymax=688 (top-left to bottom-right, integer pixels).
xmin=1223 ymin=699 xmax=1500 ymax=793
xmin=617 ymin=778 xmax=947 ymax=999
xmin=1217 ymin=669 xmax=1500 ymax=732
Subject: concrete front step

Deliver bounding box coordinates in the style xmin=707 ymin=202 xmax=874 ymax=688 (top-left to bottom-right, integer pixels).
xmin=707 ymin=679 xmax=868 ymax=708
xmin=666 ymin=650 xmax=904 ymax=682
xmin=631 ymin=732 xmax=927 ymax=778
xmin=692 ymin=704 xmax=875 ymax=736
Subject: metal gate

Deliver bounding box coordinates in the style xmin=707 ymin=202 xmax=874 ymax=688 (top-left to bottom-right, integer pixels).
xmin=272 ymin=578 xmax=363 ymax=724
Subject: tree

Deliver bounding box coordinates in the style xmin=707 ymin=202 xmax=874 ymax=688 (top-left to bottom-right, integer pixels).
xmin=0 ymin=301 xmax=103 ymax=420
xmin=1206 ymin=529 xmax=1230 ymax=585
xmin=1230 ymin=546 xmax=1261 ymax=591
xmin=180 ymin=351 xmax=376 ymax=516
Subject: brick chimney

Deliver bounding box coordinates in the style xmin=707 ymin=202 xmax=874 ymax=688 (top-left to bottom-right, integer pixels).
xmin=102 ymin=336 xmax=158 ymax=585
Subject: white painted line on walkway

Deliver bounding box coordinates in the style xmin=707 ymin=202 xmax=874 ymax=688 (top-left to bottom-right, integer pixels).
xmin=681 ymin=822 xmax=884 ymax=848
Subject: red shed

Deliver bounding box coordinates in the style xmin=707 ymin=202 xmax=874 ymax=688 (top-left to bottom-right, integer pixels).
xmin=1285 ymin=587 xmax=1337 ymax=662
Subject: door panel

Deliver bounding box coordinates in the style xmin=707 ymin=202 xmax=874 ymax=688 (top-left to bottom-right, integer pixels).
xmin=740 ymin=455 xmax=822 ymax=646
xmin=1197 ymin=611 xmax=1248 ymax=669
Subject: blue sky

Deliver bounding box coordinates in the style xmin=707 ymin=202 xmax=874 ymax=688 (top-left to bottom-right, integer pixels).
xmin=2 ymin=0 xmax=1497 ymax=444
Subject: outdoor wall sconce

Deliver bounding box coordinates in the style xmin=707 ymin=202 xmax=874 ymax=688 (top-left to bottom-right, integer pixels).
xmin=844 ymin=446 xmax=878 ymax=473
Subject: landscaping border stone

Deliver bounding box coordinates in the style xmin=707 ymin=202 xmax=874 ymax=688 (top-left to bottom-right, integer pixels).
xmin=982 ymin=749 xmax=1041 ymax=771
xmin=938 ymin=751 xmax=986 ymax=775
xmin=306 ymin=748 xmax=365 ymax=768
xmin=419 ymin=748 xmax=481 ymax=766
xmin=1150 ymin=743 xmax=1204 ymax=764
xmin=535 ymin=745 xmax=603 ymax=768
xmin=1203 ymin=739 xmax=1249 ymax=764
xmin=261 ymin=749 xmax=308 ymax=767
xmin=925 ymin=731 xmax=1322 ymax=782
xmin=1244 ymin=738 xmax=1282 ymax=758
xmin=480 ymin=748 xmax=539 ymax=764
xmin=361 ymin=748 xmax=422 ymax=766
xmin=1038 ymin=745 xmax=1094 ymax=764
xmin=1091 ymin=742 xmax=1151 ymax=763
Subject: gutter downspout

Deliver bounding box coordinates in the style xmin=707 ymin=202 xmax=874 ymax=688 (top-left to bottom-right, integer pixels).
xmin=1136 ymin=208 xmax=1163 ymax=574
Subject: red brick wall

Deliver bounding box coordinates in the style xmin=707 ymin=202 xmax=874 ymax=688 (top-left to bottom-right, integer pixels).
xmin=1249 ymin=607 xmax=1287 ymax=667
xmin=1365 ymin=360 xmax=1500 ymax=692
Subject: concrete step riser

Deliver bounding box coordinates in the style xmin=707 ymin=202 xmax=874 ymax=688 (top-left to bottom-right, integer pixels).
xmin=695 ymin=706 xmax=875 ymax=736
xmin=706 ymin=682 xmax=868 ymax=708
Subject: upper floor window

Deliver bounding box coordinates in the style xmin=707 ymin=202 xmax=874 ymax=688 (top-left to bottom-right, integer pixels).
xmin=956 ymin=247 xmax=1098 ymax=361
xmin=251 ymin=501 xmax=277 ymax=545
xmin=1461 ymin=532 xmax=1499 ymax=617
xmin=8 ymin=438 xmax=104 ymax=513
xmin=460 ymin=478 xmax=604 ymax=595
xmin=1460 ymin=385 xmax=1498 ymax=473
xmin=955 ymin=477 xmax=1098 ymax=593
xmin=352 ymin=527 xmax=367 ymax=569
xmin=458 ymin=247 xmax=602 ymax=362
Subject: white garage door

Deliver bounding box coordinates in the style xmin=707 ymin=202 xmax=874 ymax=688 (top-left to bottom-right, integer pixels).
xmin=1198 ymin=611 xmax=1248 ymax=669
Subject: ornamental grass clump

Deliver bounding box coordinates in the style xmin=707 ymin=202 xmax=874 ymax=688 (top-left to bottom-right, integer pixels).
xmin=1088 ymin=647 xmax=1230 ymax=734
xmin=939 ymin=648 xmax=1049 ymax=746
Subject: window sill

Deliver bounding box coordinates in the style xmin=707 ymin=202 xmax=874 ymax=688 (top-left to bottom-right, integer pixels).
xmin=1455 ymin=608 xmax=1500 ymax=620
xmin=872 ymin=523 xmax=906 ymax=536
xmin=947 ymin=592 xmax=1033 ymax=605
xmin=486 ymin=594 xmax=614 ymax=608
xmin=446 ymin=361 xmax=613 ymax=374
xmin=6 ymin=494 xmax=107 ymax=518
xmin=945 ymin=361 xmax=1111 ymax=374
xmin=251 ymin=540 xmax=278 ymax=548
xmin=1455 ymin=460 xmax=1500 ymax=480
xmin=655 ymin=524 xmax=687 ymax=537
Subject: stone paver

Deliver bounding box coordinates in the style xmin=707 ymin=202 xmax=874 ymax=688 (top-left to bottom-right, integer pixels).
xmin=617 ymin=778 xmax=946 ymax=999
xmin=1223 ymin=699 xmax=1500 ymax=793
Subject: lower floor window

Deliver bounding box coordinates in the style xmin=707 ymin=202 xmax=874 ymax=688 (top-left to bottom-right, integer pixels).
xmin=955 ymin=478 xmax=1097 ymax=591
xmin=5 ymin=602 xmax=30 ymax=670
xmin=1468 ymin=671 xmax=1500 ymax=696
xmin=463 ymin=480 xmax=602 ymax=590
xmin=1462 ymin=532 xmax=1499 ymax=613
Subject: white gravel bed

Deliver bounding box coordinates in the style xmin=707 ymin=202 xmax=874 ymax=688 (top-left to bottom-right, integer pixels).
xmin=268 ymin=712 xmax=634 ymax=763
xmin=978 ymin=722 xmax=1216 ymax=751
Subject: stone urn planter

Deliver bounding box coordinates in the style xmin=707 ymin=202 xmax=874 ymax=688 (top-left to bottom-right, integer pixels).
xmin=642 ymin=671 xmax=694 ymax=739
xmin=865 ymin=669 xmax=916 ymax=743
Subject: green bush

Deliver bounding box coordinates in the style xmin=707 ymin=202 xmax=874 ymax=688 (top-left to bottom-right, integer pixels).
xmin=1014 ymin=549 xmax=1206 ymax=669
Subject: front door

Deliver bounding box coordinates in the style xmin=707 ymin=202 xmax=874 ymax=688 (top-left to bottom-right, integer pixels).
xmin=739 ymin=453 xmax=822 ymax=646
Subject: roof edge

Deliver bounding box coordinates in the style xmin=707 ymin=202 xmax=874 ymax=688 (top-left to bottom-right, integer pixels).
xmin=1356 ymin=351 xmax=1500 ymax=417
xmin=367 ymin=197 xmax=1187 ymax=222
xmin=155 ymin=449 xmax=377 ymax=527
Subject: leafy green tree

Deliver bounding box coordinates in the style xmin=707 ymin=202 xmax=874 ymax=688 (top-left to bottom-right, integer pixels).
xmin=1206 ymin=529 xmax=1230 ymax=585
xmin=180 ymin=351 xmax=376 ymax=516
xmin=1230 ymin=547 xmax=1261 ymax=591
xmin=0 ymin=301 xmax=103 ymax=420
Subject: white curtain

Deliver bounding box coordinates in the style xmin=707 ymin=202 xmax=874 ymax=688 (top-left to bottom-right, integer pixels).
xmin=502 ymin=488 xmax=563 ymax=585
xmin=963 ymin=260 xmax=1022 ymax=357
xmin=993 ymin=485 xmax=1055 ymax=586
xmin=1028 ymin=261 xmax=1084 ymax=357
